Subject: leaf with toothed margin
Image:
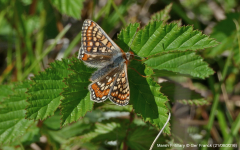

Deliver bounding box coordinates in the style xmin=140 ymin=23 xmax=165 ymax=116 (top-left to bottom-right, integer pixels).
xmin=116 ymin=20 xmax=217 ymax=79
xmin=145 ymin=51 xmax=214 ymax=79
xmin=61 ymin=58 xmax=95 ymax=126
xmin=127 ymin=126 xmax=169 ymax=150
xmin=0 ymin=81 xmax=36 ymax=144
xmin=151 ymin=3 xmax=172 ymax=22
xmin=128 ymin=60 xmax=170 ymax=134
xmin=26 ymin=59 xmax=74 ymax=120
xmin=0 ymin=84 xmax=14 ymax=104
xmin=130 ymin=21 xmax=219 ymax=57
xmin=116 ymin=23 xmax=140 ymax=52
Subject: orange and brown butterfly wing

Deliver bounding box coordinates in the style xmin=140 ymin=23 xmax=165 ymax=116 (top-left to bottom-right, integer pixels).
xmin=78 ymin=19 xmax=122 ymax=67
xmin=88 ymin=66 xmax=121 ymax=102
xmin=109 ymin=64 xmax=130 ymax=106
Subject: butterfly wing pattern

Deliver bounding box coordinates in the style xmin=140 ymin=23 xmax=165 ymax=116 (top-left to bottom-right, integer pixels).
xmin=109 ymin=65 xmax=130 ymax=105
xmin=78 ymin=19 xmax=132 ymax=106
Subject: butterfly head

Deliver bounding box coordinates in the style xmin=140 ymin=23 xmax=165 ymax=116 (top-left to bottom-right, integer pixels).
xmin=126 ymin=51 xmax=134 ymax=60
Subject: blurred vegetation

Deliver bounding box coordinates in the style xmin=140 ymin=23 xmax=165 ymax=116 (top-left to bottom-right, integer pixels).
xmin=0 ymin=0 xmax=240 ymax=150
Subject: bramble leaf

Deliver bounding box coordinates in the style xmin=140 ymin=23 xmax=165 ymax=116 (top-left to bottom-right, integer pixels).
xmin=26 ymin=59 xmax=74 ymax=120
xmin=127 ymin=127 xmax=168 ymax=150
xmin=80 ymin=119 xmax=128 ymax=143
xmin=50 ymin=0 xmax=84 ymax=19
xmin=61 ymin=58 xmax=95 ymax=126
xmin=0 ymin=81 xmax=35 ymax=144
xmin=128 ymin=61 xmax=170 ymax=134
xmin=116 ymin=23 xmax=140 ymax=52
xmin=117 ymin=23 xmax=171 ymax=134
xmin=131 ymin=21 xmax=219 ymax=57
xmin=144 ymin=51 xmax=214 ymax=79
xmin=0 ymin=84 xmax=14 ymax=104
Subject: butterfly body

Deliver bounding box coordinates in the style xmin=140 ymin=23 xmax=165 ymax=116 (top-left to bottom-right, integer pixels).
xmin=78 ymin=19 xmax=132 ymax=106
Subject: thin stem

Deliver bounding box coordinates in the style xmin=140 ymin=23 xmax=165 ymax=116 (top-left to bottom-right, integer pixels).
xmin=35 ymin=10 xmax=46 ymax=71
xmin=123 ymin=110 xmax=134 ymax=150
xmin=233 ymin=19 xmax=240 ymax=61
xmin=15 ymin=38 xmax=22 ymax=81
xmin=7 ymin=36 xmax=13 ymax=65
xmin=111 ymin=0 xmax=127 ymax=27
xmin=22 ymin=24 xmax=71 ymax=79
xmin=201 ymin=48 xmax=232 ymax=150
xmin=220 ymin=114 xmax=240 ymax=150
xmin=63 ymin=31 xmax=82 ymax=58
xmin=216 ymin=105 xmax=228 ymax=140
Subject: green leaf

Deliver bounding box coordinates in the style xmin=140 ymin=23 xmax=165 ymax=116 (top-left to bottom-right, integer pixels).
xmin=80 ymin=119 xmax=128 ymax=143
xmin=117 ymin=24 xmax=170 ymax=133
xmin=50 ymin=0 xmax=84 ymax=19
xmin=116 ymin=23 xmax=140 ymax=52
xmin=131 ymin=21 xmax=219 ymax=57
xmin=0 ymin=84 xmax=14 ymax=103
xmin=61 ymin=58 xmax=95 ymax=126
xmin=0 ymin=81 xmax=35 ymax=144
xmin=233 ymin=46 xmax=240 ymax=66
xmin=42 ymin=114 xmax=91 ymax=149
xmin=151 ymin=3 xmax=172 ymax=22
xmin=144 ymin=51 xmax=214 ymax=79
xmin=128 ymin=61 xmax=170 ymax=134
xmin=204 ymin=13 xmax=240 ymax=57
xmin=159 ymin=81 xmax=208 ymax=105
xmin=127 ymin=126 xmax=168 ymax=150
xmin=26 ymin=59 xmax=74 ymax=120
xmin=153 ymin=70 xmax=191 ymax=77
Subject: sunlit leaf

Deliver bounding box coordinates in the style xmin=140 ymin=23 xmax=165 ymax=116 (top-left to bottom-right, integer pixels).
xmin=26 ymin=59 xmax=74 ymax=120
xmin=144 ymin=51 xmax=214 ymax=79
xmin=131 ymin=21 xmax=219 ymax=57
xmin=0 ymin=81 xmax=35 ymax=144
xmin=0 ymin=84 xmax=14 ymax=103
xmin=61 ymin=58 xmax=95 ymax=126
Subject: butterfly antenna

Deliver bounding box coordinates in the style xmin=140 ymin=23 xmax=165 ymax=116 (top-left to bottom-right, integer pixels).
xmin=149 ymin=112 xmax=171 ymax=150
xmin=129 ymin=67 xmax=148 ymax=78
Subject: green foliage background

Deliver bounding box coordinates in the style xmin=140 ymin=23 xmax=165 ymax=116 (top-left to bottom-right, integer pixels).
xmin=0 ymin=0 xmax=240 ymax=150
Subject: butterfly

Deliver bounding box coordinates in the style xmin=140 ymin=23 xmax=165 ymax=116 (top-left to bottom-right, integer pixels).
xmin=78 ymin=19 xmax=134 ymax=106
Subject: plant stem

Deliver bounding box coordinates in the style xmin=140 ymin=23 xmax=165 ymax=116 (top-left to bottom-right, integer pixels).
xmin=201 ymin=51 xmax=232 ymax=150
xmin=35 ymin=10 xmax=46 ymax=71
xmin=220 ymin=114 xmax=240 ymax=150
xmin=63 ymin=31 xmax=82 ymax=58
xmin=111 ymin=0 xmax=127 ymax=27
xmin=123 ymin=110 xmax=134 ymax=150
xmin=216 ymin=105 xmax=228 ymax=140
xmin=16 ymin=38 xmax=22 ymax=81
xmin=22 ymin=24 xmax=71 ymax=79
